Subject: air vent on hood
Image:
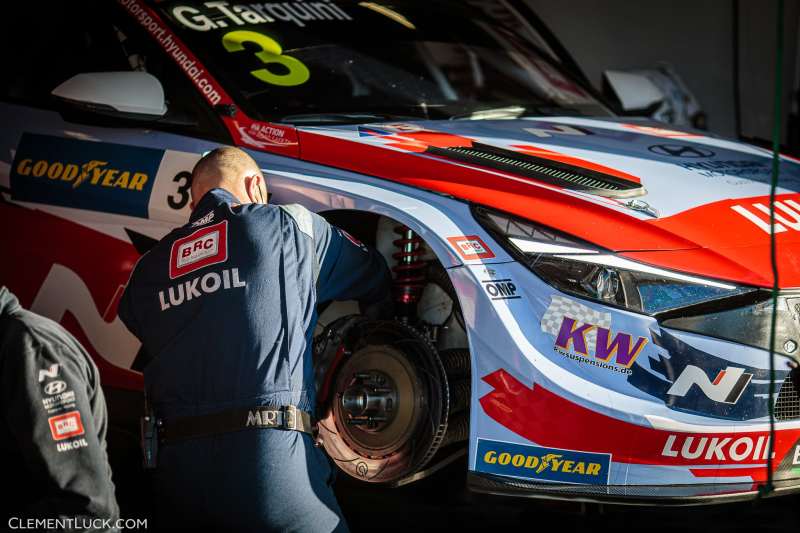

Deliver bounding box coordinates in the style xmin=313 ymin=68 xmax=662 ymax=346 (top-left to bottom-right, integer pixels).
xmin=427 ymin=143 xmax=645 ymax=198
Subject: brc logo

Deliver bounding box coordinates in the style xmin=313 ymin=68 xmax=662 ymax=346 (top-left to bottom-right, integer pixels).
xmin=170 ymin=220 xmax=228 ymax=279
xmin=48 ymin=411 xmax=84 ymax=441
xmin=555 ymin=316 xmax=648 ymax=369
xmin=447 ymin=235 xmax=495 ymax=260
xmin=178 ymin=233 xmax=218 ymax=266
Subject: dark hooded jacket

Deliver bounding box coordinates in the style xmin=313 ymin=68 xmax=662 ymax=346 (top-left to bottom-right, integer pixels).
xmin=0 ymin=286 xmax=119 ymax=531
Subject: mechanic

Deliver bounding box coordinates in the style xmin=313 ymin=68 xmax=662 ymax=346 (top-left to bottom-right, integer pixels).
xmin=0 ymin=286 xmax=119 ymax=531
xmin=118 ymin=147 xmax=392 ymax=532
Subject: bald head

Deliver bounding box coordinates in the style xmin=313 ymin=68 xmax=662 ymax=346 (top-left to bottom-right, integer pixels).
xmin=190 ymin=146 xmax=267 ymax=209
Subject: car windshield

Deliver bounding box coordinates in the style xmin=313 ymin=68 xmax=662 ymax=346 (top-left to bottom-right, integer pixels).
xmin=159 ymin=0 xmax=611 ymax=124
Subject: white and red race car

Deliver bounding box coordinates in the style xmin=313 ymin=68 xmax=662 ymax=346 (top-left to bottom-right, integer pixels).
xmin=1 ymin=0 xmax=799 ymax=504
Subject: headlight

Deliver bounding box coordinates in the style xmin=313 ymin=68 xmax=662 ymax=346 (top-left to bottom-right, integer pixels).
xmin=473 ymin=206 xmax=754 ymax=315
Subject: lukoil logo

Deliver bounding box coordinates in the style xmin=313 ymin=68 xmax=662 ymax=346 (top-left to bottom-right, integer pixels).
xmin=159 ymin=268 xmax=246 ymax=311
xmin=662 ymin=434 xmax=773 ymax=463
xmin=666 ymin=365 xmax=752 ymax=404
xmin=57 ymin=438 xmax=89 ymax=453
xmin=170 ymin=220 xmax=229 ymax=278
xmin=476 ymin=439 xmax=611 ymax=485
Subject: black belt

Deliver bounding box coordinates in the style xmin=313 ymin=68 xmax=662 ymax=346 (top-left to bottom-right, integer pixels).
xmin=158 ymin=405 xmax=314 ymax=443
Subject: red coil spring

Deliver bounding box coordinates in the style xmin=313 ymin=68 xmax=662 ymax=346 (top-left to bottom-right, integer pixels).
xmin=392 ymin=225 xmax=426 ymax=305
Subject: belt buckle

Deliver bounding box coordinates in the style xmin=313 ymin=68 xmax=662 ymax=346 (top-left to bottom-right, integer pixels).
xmin=284 ymin=405 xmax=297 ymax=431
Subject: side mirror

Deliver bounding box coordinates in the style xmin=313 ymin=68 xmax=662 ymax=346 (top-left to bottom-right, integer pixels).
xmin=52 ymin=72 xmax=167 ymax=118
xmin=602 ymin=70 xmax=665 ymax=115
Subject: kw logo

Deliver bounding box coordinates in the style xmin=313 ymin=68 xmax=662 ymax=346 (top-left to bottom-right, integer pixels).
xmin=731 ymin=198 xmax=800 ymax=234
xmin=555 ymin=316 xmax=648 ymax=371
xmin=666 ymin=365 xmax=753 ymax=404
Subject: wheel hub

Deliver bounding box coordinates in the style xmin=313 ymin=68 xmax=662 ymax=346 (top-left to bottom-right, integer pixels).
xmin=340 ymin=370 xmax=397 ymax=432
xmin=333 ymin=344 xmax=423 ymax=457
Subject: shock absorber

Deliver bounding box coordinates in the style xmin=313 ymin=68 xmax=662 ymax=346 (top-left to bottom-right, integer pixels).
xmin=392 ymin=225 xmax=426 ymax=317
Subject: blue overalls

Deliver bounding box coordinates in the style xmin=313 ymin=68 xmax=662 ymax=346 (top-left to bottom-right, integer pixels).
xmin=119 ymin=188 xmax=391 ymax=532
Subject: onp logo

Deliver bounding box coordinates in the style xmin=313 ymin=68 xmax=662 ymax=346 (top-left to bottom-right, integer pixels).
xmin=170 ymin=220 xmax=228 ymax=279
xmin=482 ymin=279 xmax=519 ymax=300
xmin=48 ymin=411 xmax=85 ymax=441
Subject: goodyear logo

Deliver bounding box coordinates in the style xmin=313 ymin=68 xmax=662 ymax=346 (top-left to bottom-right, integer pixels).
xmin=10 ymin=133 xmax=163 ymax=218
xmin=476 ymin=439 xmax=611 ymax=485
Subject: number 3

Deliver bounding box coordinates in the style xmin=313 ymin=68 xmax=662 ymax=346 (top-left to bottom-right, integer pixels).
xmin=168 ymin=171 xmax=191 ymax=210
xmin=222 ymin=30 xmax=310 ymax=87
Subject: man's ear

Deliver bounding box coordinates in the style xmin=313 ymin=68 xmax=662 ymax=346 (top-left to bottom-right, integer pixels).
xmin=244 ymin=175 xmax=260 ymax=204
xmin=246 ymin=174 xmax=268 ymax=204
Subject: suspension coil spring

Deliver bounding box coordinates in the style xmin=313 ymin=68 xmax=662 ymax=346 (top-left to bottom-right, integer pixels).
xmin=392 ymin=225 xmax=426 ymax=306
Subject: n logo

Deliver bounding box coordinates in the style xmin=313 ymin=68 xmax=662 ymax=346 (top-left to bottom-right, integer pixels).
xmin=666 ymin=365 xmax=753 ymax=404
xmin=38 ymin=364 xmax=59 ymax=383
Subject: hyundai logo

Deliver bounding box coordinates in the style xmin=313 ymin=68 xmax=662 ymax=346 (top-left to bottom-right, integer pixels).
xmin=648 ymin=144 xmax=715 ymax=158
xmin=44 ymin=380 xmax=68 ymax=396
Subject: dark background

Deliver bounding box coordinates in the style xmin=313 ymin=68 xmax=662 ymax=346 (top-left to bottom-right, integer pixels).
xmin=336 ymin=457 xmax=800 ymax=532
xmin=526 ymin=0 xmax=799 ymax=148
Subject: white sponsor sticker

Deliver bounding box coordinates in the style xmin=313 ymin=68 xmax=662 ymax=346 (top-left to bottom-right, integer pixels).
xmin=176 ymin=229 xmax=220 ymax=268
xmin=48 ymin=411 xmax=84 ymax=441
xmin=169 ymin=220 xmax=228 ymax=279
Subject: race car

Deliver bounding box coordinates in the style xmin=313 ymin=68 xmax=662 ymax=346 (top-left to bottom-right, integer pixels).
xmin=1 ymin=0 xmax=799 ymax=504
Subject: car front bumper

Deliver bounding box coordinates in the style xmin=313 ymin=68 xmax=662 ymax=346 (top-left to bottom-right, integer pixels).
xmin=449 ymin=260 xmax=800 ymax=503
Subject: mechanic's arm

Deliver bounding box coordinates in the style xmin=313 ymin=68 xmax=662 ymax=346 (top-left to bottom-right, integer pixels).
xmin=312 ymin=213 xmax=392 ymax=307
xmin=0 ymin=329 xmax=119 ymax=528
xmin=117 ymin=273 xmax=140 ymax=340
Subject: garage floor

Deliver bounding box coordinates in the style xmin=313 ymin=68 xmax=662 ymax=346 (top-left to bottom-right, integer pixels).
xmin=336 ymin=457 xmax=800 ymax=532
xmin=107 ymin=407 xmax=799 ymax=531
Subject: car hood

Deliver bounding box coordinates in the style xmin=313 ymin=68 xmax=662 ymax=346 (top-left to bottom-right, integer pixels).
xmin=297 ymin=117 xmax=800 ymax=288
